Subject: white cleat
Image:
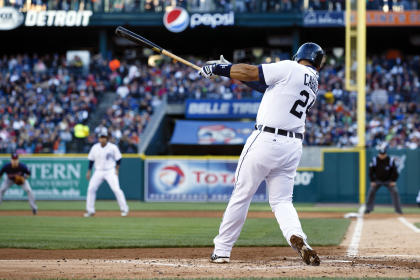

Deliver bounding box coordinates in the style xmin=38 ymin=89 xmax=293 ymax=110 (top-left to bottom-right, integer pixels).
xmin=210 ymin=253 xmax=230 ymax=263
xmin=121 ymin=211 xmax=129 ymax=217
xmin=83 ymin=212 xmax=95 ymax=217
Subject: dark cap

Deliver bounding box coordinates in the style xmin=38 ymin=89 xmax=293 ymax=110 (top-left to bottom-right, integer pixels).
xmin=11 ymin=153 xmax=19 ymax=159
xmin=378 ymin=143 xmax=388 ymax=154
xmin=98 ymin=132 xmax=108 ymax=138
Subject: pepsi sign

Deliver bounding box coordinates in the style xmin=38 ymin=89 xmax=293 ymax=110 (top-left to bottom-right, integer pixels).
xmin=163 ymin=7 xmax=189 ymax=33
xmin=163 ymin=7 xmax=234 ymax=33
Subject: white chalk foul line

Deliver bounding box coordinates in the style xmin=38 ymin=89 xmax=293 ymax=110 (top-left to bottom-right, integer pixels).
xmin=398 ymin=217 xmax=420 ymax=233
xmin=346 ymin=205 xmax=365 ymax=257
xmin=103 ymin=259 xmax=301 ymax=270
xmin=102 ymin=259 xmax=354 ymax=269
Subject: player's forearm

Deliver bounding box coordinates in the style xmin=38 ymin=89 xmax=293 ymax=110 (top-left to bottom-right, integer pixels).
xmin=230 ymin=64 xmax=259 ymax=81
xmin=211 ymin=64 xmax=260 ymax=82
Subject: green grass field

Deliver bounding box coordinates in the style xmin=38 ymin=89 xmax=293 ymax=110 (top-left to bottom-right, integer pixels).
xmin=2 ymin=201 xmax=420 ymax=213
xmin=0 ymin=216 xmax=349 ymax=249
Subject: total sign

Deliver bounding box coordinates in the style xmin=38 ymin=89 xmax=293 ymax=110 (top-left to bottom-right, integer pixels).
xmin=163 ymin=7 xmax=234 ymax=33
xmin=145 ymin=159 xmax=266 ymax=202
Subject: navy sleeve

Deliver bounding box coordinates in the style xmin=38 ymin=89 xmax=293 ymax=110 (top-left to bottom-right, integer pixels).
xmin=21 ymin=164 xmax=31 ymax=176
xmin=241 ymin=81 xmax=268 ymax=94
xmin=0 ymin=165 xmax=5 ymax=177
xmin=258 ymin=65 xmax=267 ymax=86
xmin=88 ymin=160 xmax=94 ymax=170
xmin=116 ymin=159 xmax=122 ymax=166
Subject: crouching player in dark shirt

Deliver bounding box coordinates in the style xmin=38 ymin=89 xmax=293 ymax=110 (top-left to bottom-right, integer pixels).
xmin=0 ymin=153 xmax=37 ymax=215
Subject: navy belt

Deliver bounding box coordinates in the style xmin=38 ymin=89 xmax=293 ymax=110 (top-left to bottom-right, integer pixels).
xmin=255 ymin=124 xmax=303 ymax=140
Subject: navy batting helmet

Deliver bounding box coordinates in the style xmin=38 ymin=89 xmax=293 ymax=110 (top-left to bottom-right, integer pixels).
xmin=293 ymin=42 xmax=325 ymax=69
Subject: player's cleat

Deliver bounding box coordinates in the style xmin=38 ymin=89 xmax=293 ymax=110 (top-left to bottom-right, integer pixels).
xmin=364 ymin=209 xmax=371 ymax=214
xmin=210 ymin=253 xmax=230 ymax=263
xmin=290 ymin=235 xmax=320 ymax=266
xmin=83 ymin=212 xmax=95 ymax=217
xmin=121 ymin=211 xmax=129 ymax=217
xmin=32 ymin=209 xmax=37 ymax=215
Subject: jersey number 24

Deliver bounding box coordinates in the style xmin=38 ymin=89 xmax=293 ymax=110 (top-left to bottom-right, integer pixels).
xmin=289 ymin=90 xmax=315 ymax=119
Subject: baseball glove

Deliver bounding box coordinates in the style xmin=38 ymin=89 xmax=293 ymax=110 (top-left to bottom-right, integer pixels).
xmin=14 ymin=175 xmax=25 ymax=185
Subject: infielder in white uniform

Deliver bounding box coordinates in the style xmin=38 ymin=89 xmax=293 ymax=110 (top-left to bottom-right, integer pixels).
xmin=199 ymin=43 xmax=325 ymax=266
xmin=85 ymin=132 xmax=129 ymax=217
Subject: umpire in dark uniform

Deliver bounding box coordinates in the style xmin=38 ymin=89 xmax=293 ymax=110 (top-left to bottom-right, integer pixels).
xmin=365 ymin=144 xmax=402 ymax=214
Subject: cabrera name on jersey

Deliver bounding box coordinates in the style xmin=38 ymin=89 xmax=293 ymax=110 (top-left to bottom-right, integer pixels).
xmin=88 ymin=143 xmax=122 ymax=171
xmin=258 ymin=60 xmax=319 ymax=133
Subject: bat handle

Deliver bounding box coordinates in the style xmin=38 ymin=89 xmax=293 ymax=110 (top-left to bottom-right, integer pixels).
xmin=162 ymin=50 xmax=201 ymax=71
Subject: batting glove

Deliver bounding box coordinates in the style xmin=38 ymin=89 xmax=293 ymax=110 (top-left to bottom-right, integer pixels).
xmin=199 ymin=64 xmax=216 ymax=79
xmin=205 ymin=55 xmax=231 ymax=65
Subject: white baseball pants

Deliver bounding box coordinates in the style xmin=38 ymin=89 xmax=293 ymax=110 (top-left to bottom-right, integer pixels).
xmin=213 ymin=130 xmax=307 ymax=257
xmin=0 ymin=178 xmax=37 ymax=211
xmin=86 ymin=169 xmax=129 ymax=214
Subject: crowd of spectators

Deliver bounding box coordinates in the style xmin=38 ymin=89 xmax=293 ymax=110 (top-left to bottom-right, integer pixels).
xmin=91 ymin=58 xmax=160 ymax=154
xmin=106 ymin=52 xmax=419 ymax=149
xmin=302 ymin=53 xmax=420 ymax=149
xmin=0 ymin=54 xmax=157 ymax=154
xmin=3 ymin=0 xmax=419 ymax=13
xmin=0 ymin=50 xmax=418 ymax=154
xmin=0 ymin=54 xmax=100 ymax=154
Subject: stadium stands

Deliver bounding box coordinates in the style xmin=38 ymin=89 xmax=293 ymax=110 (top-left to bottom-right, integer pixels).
xmin=0 ymin=54 xmax=100 ymax=154
xmin=0 ymin=52 xmax=418 ymax=154
xmin=3 ymin=0 xmax=416 ymax=12
xmin=0 ymin=54 xmax=158 ymax=154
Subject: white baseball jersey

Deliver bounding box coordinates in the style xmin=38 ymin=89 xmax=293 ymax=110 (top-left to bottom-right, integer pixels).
xmin=212 ymin=60 xmax=320 ymax=260
xmin=86 ymin=142 xmax=128 ymax=215
xmin=88 ymin=143 xmax=122 ymax=171
xmin=257 ymin=60 xmax=319 ymax=133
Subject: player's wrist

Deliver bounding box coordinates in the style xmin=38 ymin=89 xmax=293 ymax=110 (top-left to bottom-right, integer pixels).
xmin=213 ymin=64 xmax=232 ymax=78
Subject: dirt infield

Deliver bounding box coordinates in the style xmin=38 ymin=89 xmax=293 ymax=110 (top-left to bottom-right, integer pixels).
xmin=0 ymin=211 xmax=419 ymax=279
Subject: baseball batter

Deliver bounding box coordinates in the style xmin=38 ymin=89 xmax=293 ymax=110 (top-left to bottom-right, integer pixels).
xmin=85 ymin=132 xmax=129 ymax=217
xmin=0 ymin=153 xmax=37 ymax=215
xmin=199 ymin=43 xmax=325 ymax=265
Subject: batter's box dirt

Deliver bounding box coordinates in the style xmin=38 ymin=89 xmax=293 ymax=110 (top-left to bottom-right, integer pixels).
xmin=0 ymin=251 xmax=419 ymax=279
xmin=0 ymin=257 xmax=418 ymax=279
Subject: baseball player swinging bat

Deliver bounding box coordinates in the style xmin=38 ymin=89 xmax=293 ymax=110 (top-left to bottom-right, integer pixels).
xmin=115 ymin=26 xmax=201 ymax=71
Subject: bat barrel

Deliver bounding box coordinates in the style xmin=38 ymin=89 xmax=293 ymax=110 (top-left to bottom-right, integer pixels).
xmin=115 ymin=26 xmax=163 ymax=53
xmin=115 ymin=26 xmax=201 ymax=71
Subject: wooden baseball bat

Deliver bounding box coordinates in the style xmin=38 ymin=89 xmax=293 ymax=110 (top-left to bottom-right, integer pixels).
xmin=115 ymin=26 xmax=201 ymax=71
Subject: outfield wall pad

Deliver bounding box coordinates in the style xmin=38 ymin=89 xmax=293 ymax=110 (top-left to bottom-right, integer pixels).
xmin=1 ymin=149 xmax=418 ymax=204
